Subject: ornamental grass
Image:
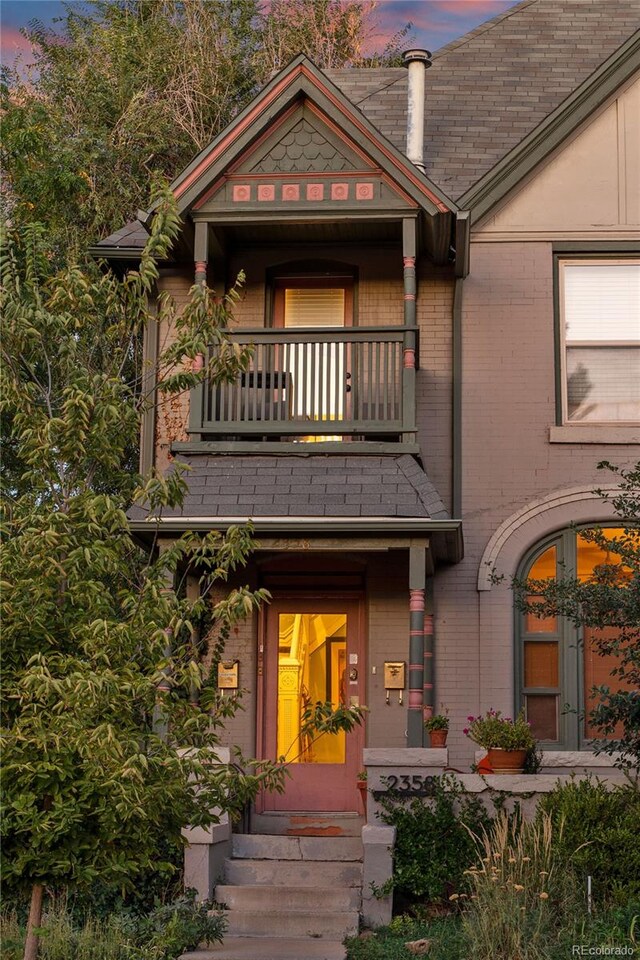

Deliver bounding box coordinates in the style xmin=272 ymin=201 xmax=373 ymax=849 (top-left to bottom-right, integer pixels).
xmin=455 ymin=812 xmax=578 ymax=960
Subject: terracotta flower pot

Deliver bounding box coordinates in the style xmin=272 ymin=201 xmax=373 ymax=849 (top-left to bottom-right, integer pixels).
xmin=486 ymin=747 xmax=528 ymax=774
xmin=428 ymin=729 xmax=448 ymax=748
xmin=356 ymin=779 xmax=367 ymax=813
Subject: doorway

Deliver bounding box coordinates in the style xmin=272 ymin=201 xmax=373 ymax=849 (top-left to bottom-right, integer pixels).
xmin=260 ymin=597 xmax=365 ymax=812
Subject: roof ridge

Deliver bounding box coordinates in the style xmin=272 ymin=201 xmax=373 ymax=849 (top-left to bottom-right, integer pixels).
xmin=432 ymin=0 xmax=537 ymax=60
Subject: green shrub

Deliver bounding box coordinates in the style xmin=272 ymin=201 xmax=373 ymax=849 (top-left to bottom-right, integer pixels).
xmin=376 ymin=775 xmax=494 ymax=905
xmin=537 ymin=778 xmax=640 ymax=905
xmin=0 ymin=892 xmax=225 ymax=960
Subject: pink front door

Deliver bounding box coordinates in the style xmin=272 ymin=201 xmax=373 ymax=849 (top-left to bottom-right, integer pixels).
xmin=260 ymin=597 xmax=364 ymax=812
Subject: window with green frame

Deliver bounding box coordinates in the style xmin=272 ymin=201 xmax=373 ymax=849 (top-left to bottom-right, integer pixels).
xmin=517 ymin=526 xmax=631 ymax=749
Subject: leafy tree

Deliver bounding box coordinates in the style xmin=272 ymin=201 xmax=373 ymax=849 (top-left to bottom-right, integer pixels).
xmin=0 ymin=196 xmax=274 ymax=960
xmin=1 ymin=0 xmax=410 ymax=254
xmin=515 ymin=461 xmax=640 ymax=770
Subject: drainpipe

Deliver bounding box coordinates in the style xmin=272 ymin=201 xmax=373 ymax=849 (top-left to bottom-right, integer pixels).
xmin=402 ymin=49 xmax=432 ymax=174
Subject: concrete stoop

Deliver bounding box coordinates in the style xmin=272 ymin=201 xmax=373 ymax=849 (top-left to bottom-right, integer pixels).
xmin=181 ymin=834 xmax=362 ymax=960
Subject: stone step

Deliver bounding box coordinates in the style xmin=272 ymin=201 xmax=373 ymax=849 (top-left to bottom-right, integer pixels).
xmin=181 ymin=936 xmax=346 ymax=959
xmin=250 ymin=812 xmax=363 ymax=837
xmin=214 ymin=884 xmax=360 ymax=913
xmin=231 ymin=834 xmax=362 ymax=862
xmin=224 ymin=857 xmax=362 ymax=888
xmin=223 ymin=909 xmax=359 ymax=939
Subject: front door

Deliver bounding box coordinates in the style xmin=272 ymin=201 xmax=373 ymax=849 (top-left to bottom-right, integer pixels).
xmin=261 ymin=597 xmax=364 ymax=811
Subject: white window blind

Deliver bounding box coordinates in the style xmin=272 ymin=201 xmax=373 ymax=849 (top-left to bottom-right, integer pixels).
xmin=284 ymin=288 xmax=345 ymax=328
xmin=562 ymin=260 xmax=640 ymax=423
xmin=564 ymin=263 xmax=640 ymax=341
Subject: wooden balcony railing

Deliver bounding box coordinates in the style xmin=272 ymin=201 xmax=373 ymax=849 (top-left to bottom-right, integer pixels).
xmin=188 ymin=326 xmax=417 ymax=440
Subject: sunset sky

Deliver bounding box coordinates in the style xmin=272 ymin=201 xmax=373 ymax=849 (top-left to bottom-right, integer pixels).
xmin=1 ymin=1 xmax=520 ymax=69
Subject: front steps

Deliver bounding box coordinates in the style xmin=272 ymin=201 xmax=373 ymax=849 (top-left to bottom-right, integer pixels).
xmin=181 ymin=833 xmax=363 ymax=960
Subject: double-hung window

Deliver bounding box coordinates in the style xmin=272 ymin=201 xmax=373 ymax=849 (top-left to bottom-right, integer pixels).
xmin=558 ymin=258 xmax=640 ymax=424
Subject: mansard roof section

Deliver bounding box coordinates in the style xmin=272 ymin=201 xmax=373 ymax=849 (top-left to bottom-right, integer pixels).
xmin=169 ymin=54 xmax=456 ymax=219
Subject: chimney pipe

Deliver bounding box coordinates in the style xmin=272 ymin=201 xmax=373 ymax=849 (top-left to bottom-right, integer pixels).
xmin=402 ymin=49 xmax=432 ymax=173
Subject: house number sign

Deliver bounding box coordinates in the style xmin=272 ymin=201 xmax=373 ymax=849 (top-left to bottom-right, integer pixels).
xmin=372 ymin=774 xmax=437 ymax=800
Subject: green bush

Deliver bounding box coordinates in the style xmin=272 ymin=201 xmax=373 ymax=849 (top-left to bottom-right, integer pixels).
xmin=0 ymin=892 xmax=225 ymax=960
xmin=376 ymin=775 xmax=494 ymax=905
xmin=537 ymin=778 xmax=640 ymax=905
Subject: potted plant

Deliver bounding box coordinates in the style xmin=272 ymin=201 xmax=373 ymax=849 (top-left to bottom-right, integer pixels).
xmin=464 ymin=709 xmax=535 ymax=774
xmin=356 ymin=770 xmax=367 ymax=813
xmin=424 ymin=712 xmax=450 ymax=748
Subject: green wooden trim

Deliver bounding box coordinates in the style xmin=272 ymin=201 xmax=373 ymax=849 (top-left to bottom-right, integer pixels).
xmin=131 ymin=516 xmax=462 ymax=534
xmin=193 ymin=420 xmax=403 ymax=436
xmin=461 ymin=30 xmax=640 ymax=224
xmin=225 ymin=326 xmax=412 ymax=342
xmin=552 ymin=241 xmax=640 ymax=254
xmin=140 ymin=303 xmax=158 ymax=474
xmin=552 ymin=256 xmax=564 ymax=427
xmin=454 ymin=212 xmax=470 ymax=279
xmin=171 ymin=440 xmax=421 ymax=455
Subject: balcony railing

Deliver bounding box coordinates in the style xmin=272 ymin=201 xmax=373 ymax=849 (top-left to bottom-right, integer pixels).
xmin=188 ymin=326 xmax=417 ymax=440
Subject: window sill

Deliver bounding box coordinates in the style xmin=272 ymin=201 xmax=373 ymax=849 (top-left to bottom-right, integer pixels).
xmin=549 ymin=425 xmax=640 ymax=444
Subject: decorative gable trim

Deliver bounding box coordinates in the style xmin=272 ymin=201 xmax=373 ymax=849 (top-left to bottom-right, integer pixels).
xmin=462 ymin=29 xmax=640 ymax=224
xmin=168 ymin=55 xmax=455 ymax=218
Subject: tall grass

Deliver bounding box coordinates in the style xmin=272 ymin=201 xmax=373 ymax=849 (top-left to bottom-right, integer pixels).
xmin=456 ymin=812 xmax=581 ymax=960
xmin=1 ymin=900 xmax=134 ymax=960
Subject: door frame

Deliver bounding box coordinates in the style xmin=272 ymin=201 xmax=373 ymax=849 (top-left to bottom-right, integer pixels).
xmin=255 ymin=591 xmax=365 ymax=813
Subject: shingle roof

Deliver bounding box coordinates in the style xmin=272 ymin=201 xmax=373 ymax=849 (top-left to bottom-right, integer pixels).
xmin=128 ymin=455 xmax=449 ymax=522
xmin=327 ymin=0 xmax=640 ymax=200
xmin=94 ymin=219 xmax=148 ymax=250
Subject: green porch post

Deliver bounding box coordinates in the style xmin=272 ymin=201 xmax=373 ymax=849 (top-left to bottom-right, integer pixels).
xmin=189 ymin=221 xmax=209 ymax=441
xmin=423 ymin=579 xmax=435 ymax=733
xmin=402 ymin=218 xmax=417 ymax=443
xmin=408 ymin=545 xmax=426 ymax=746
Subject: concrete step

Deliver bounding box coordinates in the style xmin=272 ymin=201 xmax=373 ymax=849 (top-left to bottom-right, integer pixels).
xmin=231 ymin=834 xmax=362 ymax=862
xmin=250 ymin=812 xmax=363 ymax=837
xmin=181 ymin=937 xmax=346 ymax=959
xmin=214 ymin=884 xmax=360 ymax=913
xmin=223 ymin=908 xmax=359 ymax=939
xmin=224 ymin=857 xmax=362 ymax=888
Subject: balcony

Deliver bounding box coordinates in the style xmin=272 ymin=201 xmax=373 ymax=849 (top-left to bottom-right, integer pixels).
xmin=188 ymin=326 xmax=418 ymax=445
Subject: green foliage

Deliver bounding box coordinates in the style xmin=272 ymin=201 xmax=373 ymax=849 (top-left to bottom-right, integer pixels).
xmin=0 ymin=198 xmax=286 ymax=946
xmin=537 ymin=778 xmax=640 ymax=905
xmin=424 ymin=714 xmax=449 ymax=732
xmin=345 ymin=915 xmax=466 ymax=960
xmin=464 ymin=709 xmax=536 ymax=751
xmin=515 ymin=461 xmax=640 ymax=769
xmin=1 ymin=0 xmax=411 ymax=254
xmin=376 ymin=776 xmax=494 ymax=905
xmin=0 ymin=893 xmax=225 ymax=960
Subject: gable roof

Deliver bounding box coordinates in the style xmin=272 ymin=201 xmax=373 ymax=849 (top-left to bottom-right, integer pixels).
xmin=327 ymin=0 xmax=640 ymax=204
xmin=169 ymin=53 xmax=456 ymax=218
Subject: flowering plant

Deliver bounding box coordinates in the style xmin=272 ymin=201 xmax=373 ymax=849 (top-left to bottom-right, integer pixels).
xmin=463 ymin=709 xmax=535 ymax=750
xmin=424 ymin=713 xmax=449 ymax=732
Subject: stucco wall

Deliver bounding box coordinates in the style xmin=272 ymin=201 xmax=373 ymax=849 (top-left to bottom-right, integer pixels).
xmin=475 ymin=76 xmax=640 ymax=240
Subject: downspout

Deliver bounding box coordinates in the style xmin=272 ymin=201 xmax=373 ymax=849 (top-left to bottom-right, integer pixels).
xmin=453 ymin=212 xmax=470 ymax=519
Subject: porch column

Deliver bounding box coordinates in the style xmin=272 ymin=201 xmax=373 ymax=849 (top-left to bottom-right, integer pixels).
xmin=402 ymin=218 xmax=417 ymax=442
xmin=423 ymin=579 xmax=435 ymax=734
xmin=408 ymin=545 xmax=426 ymax=746
xmin=190 ymin=222 xmax=209 ymax=441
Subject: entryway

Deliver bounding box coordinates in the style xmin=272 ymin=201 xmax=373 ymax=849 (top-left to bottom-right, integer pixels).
xmin=258 ymin=597 xmax=365 ymax=813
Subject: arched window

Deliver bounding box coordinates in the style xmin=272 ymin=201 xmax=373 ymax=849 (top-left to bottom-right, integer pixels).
xmin=517 ymin=527 xmax=630 ymax=749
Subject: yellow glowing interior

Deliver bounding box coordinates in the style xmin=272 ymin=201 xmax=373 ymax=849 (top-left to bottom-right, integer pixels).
xmin=277 ymin=613 xmax=347 ymax=764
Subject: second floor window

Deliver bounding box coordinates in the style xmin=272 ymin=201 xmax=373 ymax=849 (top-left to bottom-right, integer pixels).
xmin=559 ymin=258 xmax=640 ymax=424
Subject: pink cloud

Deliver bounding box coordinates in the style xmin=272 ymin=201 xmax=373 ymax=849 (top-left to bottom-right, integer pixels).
xmin=0 ymin=25 xmax=41 ymax=68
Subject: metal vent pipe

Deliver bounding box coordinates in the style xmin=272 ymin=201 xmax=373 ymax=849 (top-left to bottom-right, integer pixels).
xmin=402 ymin=49 xmax=432 ymax=173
